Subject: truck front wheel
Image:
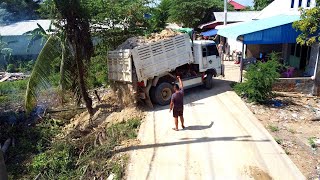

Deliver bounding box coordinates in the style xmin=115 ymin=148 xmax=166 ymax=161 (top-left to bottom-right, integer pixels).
xmin=204 ymin=73 xmax=213 ymax=89
xmin=152 ymin=82 xmax=173 ymax=106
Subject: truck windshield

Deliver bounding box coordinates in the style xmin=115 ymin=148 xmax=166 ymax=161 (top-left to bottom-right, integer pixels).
xmin=206 ymin=44 xmax=219 ymax=56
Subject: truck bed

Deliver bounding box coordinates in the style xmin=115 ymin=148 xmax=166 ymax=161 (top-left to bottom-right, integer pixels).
xmin=108 ymin=34 xmax=194 ymax=83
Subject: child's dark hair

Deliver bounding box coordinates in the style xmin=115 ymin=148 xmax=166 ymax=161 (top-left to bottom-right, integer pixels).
xmin=174 ymin=84 xmax=179 ymax=90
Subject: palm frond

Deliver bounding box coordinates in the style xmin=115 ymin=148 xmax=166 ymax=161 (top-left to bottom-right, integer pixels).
xmin=25 ymin=23 xmax=49 ymax=52
xmin=25 ymin=36 xmax=62 ymax=113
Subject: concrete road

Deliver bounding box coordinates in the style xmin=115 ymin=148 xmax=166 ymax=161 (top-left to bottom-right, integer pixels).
xmin=126 ymin=62 xmax=305 ymax=180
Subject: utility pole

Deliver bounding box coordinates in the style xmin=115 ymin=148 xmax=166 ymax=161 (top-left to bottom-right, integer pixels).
xmin=224 ymin=0 xmax=227 ymax=25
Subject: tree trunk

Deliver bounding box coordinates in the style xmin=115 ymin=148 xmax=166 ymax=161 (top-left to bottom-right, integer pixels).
xmin=54 ymin=0 xmax=94 ymax=116
xmin=75 ymin=49 xmax=94 ymax=116
xmin=0 ymin=150 xmax=8 ymax=180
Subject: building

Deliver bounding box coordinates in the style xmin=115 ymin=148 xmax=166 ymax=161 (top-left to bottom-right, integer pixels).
xmin=0 ymin=20 xmax=52 ymax=62
xmin=228 ymin=0 xmax=246 ymax=11
xmin=217 ymin=0 xmax=320 ymax=95
xmin=199 ymin=11 xmax=260 ymax=30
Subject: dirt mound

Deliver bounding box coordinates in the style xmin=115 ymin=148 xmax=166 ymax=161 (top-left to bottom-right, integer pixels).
xmin=108 ymin=82 xmax=138 ymax=108
xmin=116 ymin=29 xmax=182 ymax=50
xmin=60 ymin=90 xmax=144 ymax=140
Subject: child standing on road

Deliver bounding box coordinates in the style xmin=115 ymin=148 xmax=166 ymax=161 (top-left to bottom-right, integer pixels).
xmin=170 ymin=76 xmax=185 ymax=131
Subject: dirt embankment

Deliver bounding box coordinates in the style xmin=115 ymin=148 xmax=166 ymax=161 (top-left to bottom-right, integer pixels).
xmin=245 ymin=92 xmax=320 ymax=179
xmin=61 ymin=87 xmax=144 ymax=140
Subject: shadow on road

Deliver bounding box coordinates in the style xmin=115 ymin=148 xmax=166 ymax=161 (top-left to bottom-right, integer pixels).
xmin=113 ymin=135 xmax=270 ymax=154
xmin=150 ymin=78 xmax=235 ymax=112
xmin=183 ymin=121 xmax=214 ymax=131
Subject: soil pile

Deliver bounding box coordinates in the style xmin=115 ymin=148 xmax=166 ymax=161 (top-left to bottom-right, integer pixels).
xmin=60 ymin=90 xmax=144 ymax=140
xmin=116 ymin=29 xmax=182 ymax=50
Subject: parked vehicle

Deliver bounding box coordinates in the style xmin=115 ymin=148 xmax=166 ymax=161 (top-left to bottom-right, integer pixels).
xmin=107 ymin=34 xmax=223 ymax=106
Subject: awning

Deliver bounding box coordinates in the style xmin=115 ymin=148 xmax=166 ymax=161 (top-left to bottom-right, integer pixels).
xmin=217 ymin=14 xmax=301 ymax=44
xmin=200 ymin=29 xmax=218 ymax=36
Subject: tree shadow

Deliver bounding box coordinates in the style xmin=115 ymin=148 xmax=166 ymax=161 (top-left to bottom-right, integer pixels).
xmin=112 ymin=135 xmax=270 ymax=154
xmin=183 ymin=121 xmax=214 ymax=131
xmin=148 ymin=78 xmax=235 ymax=112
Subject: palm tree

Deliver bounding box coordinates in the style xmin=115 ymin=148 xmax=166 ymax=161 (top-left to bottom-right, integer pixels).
xmin=25 ymin=0 xmax=94 ymax=115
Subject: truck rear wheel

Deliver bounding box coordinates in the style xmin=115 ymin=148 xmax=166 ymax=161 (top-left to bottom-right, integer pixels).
xmin=204 ymin=73 xmax=213 ymax=89
xmin=152 ymin=82 xmax=173 ymax=106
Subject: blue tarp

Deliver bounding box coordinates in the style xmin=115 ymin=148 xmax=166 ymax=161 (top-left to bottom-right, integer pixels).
xmin=200 ymin=29 xmax=218 ymax=36
xmin=217 ymin=14 xmax=301 ymax=44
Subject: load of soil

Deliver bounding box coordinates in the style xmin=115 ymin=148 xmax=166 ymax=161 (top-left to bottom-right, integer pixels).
xmin=116 ymin=29 xmax=183 ymax=50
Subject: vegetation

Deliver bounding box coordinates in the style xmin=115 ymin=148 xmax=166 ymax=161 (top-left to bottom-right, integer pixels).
xmin=168 ymin=0 xmax=227 ymax=28
xmin=0 ymin=0 xmax=41 ymax=24
xmin=293 ymin=0 xmax=320 ymax=46
xmin=1 ymin=118 xmax=141 ymax=179
xmin=253 ymin=0 xmax=274 ymax=10
xmin=268 ymin=125 xmax=279 ymax=132
xmin=234 ymin=52 xmax=282 ymax=103
xmin=0 ymin=80 xmax=27 ymax=105
xmin=274 ymin=137 xmax=283 ymax=145
xmin=308 ymin=137 xmax=317 ymax=149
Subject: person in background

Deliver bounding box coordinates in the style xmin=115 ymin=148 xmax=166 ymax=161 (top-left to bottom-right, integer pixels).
xmin=169 ymin=76 xmax=185 ymax=131
xmin=218 ymin=41 xmax=224 ymax=61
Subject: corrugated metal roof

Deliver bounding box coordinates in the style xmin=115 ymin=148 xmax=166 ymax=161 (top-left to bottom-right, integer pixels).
xmin=214 ymin=11 xmax=261 ymax=22
xmin=199 ymin=11 xmax=260 ymax=29
xmin=0 ymin=20 xmax=52 ymax=36
xmin=228 ymin=0 xmax=246 ymax=10
xmin=217 ymin=14 xmax=300 ymax=44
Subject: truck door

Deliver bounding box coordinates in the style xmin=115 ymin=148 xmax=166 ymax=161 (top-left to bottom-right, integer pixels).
xmin=202 ymin=47 xmax=208 ymax=69
xmin=206 ymin=44 xmax=220 ymax=69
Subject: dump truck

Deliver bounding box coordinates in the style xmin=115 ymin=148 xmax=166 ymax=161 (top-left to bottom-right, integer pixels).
xmin=107 ymin=34 xmax=223 ymax=106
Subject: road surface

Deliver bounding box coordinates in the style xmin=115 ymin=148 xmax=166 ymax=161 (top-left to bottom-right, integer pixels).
xmin=126 ymin=62 xmax=305 ymax=180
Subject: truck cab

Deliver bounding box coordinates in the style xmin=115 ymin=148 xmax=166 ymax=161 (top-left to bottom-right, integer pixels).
xmin=192 ymin=40 xmax=222 ymax=75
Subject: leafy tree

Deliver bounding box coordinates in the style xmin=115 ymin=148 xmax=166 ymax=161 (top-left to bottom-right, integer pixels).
xmin=168 ymin=0 xmax=225 ymax=28
xmin=0 ymin=37 xmax=13 ymax=70
xmin=0 ymin=0 xmax=41 ymax=24
xmin=86 ymin=0 xmax=152 ymax=49
xmin=234 ymin=52 xmax=281 ymax=102
xmin=149 ymin=0 xmax=171 ymax=32
xmin=253 ymin=0 xmax=274 ymax=10
xmin=25 ymin=0 xmax=95 ymax=115
xmin=293 ymin=0 xmax=320 ymax=46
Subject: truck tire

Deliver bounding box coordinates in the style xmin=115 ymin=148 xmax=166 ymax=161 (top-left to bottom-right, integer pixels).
xmin=204 ymin=73 xmax=213 ymax=89
xmin=150 ymin=86 xmax=157 ymax=103
xmin=154 ymin=82 xmax=173 ymax=106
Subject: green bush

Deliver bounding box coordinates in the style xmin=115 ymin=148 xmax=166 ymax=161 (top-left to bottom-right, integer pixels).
xmin=234 ymin=52 xmax=281 ymax=102
xmin=6 ymin=64 xmax=16 ymax=72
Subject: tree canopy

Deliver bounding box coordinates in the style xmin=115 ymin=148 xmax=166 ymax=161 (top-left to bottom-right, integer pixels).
xmin=293 ymin=1 xmax=320 ymax=46
xmin=168 ymin=0 xmax=225 ymax=28
xmin=253 ymin=0 xmax=274 ymax=10
xmin=0 ymin=0 xmax=41 ymax=24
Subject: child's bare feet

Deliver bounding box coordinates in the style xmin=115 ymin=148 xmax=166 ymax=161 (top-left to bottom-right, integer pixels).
xmin=172 ymin=128 xmax=179 ymax=131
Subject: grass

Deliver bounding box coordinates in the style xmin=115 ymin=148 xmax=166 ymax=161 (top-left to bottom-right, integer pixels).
xmin=274 ymin=137 xmax=283 ymax=145
xmin=0 ymin=80 xmax=27 ymax=105
xmin=268 ymin=125 xmax=279 ymax=132
xmin=308 ymin=137 xmax=317 ymax=149
xmin=288 ymin=128 xmax=296 ymax=134
xmin=3 ymin=117 xmax=141 ymax=179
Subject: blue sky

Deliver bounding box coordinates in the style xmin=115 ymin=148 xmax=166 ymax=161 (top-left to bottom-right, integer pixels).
xmin=235 ymin=0 xmax=254 ymax=6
